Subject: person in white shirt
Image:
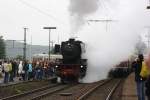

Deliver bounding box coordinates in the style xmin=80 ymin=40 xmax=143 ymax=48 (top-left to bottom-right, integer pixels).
xmin=18 ymin=61 xmax=25 ymax=80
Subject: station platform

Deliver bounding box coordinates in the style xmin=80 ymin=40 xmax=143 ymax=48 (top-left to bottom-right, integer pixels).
xmin=121 ymin=73 xmax=138 ymax=100
xmin=0 ymin=76 xmax=21 ymax=86
xmin=0 ymin=75 xmax=56 ymax=87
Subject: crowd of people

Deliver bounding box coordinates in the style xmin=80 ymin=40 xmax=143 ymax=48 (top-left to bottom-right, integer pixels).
xmin=132 ymin=54 xmax=150 ymax=100
xmin=0 ymin=59 xmax=55 ymax=83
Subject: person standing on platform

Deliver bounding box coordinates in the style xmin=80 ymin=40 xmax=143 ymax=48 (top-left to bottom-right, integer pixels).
xmin=28 ymin=62 xmax=32 ymax=80
xmin=0 ymin=61 xmax=3 ymax=77
xmin=3 ymin=61 xmax=9 ymax=83
xmin=35 ymin=61 xmax=41 ymax=80
xmin=8 ymin=61 xmax=13 ymax=82
xmin=145 ymin=76 xmax=150 ymax=100
xmin=145 ymin=54 xmax=150 ymax=100
xmin=132 ymin=54 xmax=145 ymax=100
xmin=24 ymin=61 xmax=28 ymax=81
xmin=12 ymin=60 xmax=17 ymax=78
xmin=18 ymin=61 xmax=24 ymax=80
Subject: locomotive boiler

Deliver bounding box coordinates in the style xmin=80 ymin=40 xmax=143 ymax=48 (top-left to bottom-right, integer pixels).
xmin=55 ymin=38 xmax=87 ymax=83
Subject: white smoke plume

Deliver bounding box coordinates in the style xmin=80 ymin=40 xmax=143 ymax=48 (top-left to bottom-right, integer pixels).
xmin=69 ymin=0 xmax=99 ymax=35
xmin=69 ymin=0 xmax=150 ymax=83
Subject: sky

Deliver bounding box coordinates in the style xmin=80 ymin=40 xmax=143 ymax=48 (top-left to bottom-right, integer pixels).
xmin=0 ymin=0 xmax=71 ymax=45
xmin=0 ymin=0 xmax=150 ymax=46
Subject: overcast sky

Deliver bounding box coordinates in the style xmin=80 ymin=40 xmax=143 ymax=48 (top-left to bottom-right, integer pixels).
xmin=0 ymin=0 xmax=71 ymax=45
xmin=0 ymin=0 xmax=150 ymax=45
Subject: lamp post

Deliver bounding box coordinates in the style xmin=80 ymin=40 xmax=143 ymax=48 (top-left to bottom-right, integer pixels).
xmin=43 ymin=27 xmax=56 ymax=61
xmin=23 ymin=27 xmax=28 ymax=61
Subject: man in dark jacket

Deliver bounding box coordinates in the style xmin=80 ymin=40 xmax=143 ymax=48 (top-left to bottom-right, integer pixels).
xmin=12 ymin=60 xmax=17 ymax=78
xmin=132 ymin=54 xmax=145 ymax=100
xmin=23 ymin=61 xmax=28 ymax=81
xmin=145 ymin=77 xmax=150 ymax=100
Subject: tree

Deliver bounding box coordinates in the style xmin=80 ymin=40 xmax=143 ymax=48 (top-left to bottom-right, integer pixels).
xmin=0 ymin=36 xmax=6 ymax=59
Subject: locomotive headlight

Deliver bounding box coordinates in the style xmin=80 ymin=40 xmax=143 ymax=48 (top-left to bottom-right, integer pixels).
xmin=80 ymin=65 xmax=83 ymax=68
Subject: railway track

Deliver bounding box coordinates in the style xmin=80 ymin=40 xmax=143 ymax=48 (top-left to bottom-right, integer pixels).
xmin=0 ymin=83 xmax=66 ymax=100
xmin=31 ymin=79 xmax=109 ymax=100
xmin=1 ymin=79 xmax=121 ymax=100
xmin=38 ymin=79 xmax=121 ymax=100
xmin=79 ymin=79 xmax=122 ymax=100
xmin=0 ymin=77 xmax=57 ymax=99
xmin=105 ymin=80 xmax=121 ymax=100
xmin=31 ymin=84 xmax=74 ymax=100
xmin=0 ymin=77 xmax=56 ymax=88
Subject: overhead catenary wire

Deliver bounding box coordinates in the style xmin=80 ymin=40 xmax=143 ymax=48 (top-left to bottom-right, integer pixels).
xmin=17 ymin=0 xmax=70 ymax=33
xmin=87 ymin=0 xmax=118 ymax=32
xmin=16 ymin=0 xmax=71 ymax=43
xmin=17 ymin=0 xmax=65 ymax=25
xmin=97 ymin=0 xmax=114 ymax=18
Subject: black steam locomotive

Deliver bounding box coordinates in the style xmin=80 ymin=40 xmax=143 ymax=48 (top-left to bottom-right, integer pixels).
xmin=55 ymin=38 xmax=87 ymax=83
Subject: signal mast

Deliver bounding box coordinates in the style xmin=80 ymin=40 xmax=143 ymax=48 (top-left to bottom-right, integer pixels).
xmin=87 ymin=19 xmax=117 ymax=31
xmin=147 ymin=0 xmax=150 ymax=9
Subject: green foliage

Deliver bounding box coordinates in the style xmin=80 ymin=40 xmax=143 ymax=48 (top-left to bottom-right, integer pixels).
xmin=0 ymin=36 xmax=6 ymax=59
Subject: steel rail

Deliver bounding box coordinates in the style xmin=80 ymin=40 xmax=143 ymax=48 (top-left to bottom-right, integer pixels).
xmin=1 ymin=84 xmax=59 ymax=100
xmin=31 ymin=85 xmax=72 ymax=100
xmin=105 ymin=79 xmax=121 ymax=100
xmin=77 ymin=79 xmax=112 ymax=100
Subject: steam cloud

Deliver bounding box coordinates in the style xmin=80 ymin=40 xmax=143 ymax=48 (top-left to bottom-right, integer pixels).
xmin=69 ymin=0 xmax=99 ymax=35
xmin=69 ymin=0 xmax=149 ymax=83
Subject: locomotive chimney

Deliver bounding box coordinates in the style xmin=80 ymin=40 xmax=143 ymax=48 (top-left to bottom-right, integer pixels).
xmin=69 ymin=38 xmax=75 ymax=42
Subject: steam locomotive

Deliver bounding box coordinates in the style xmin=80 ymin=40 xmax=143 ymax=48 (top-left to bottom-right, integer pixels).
xmin=55 ymin=38 xmax=87 ymax=83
